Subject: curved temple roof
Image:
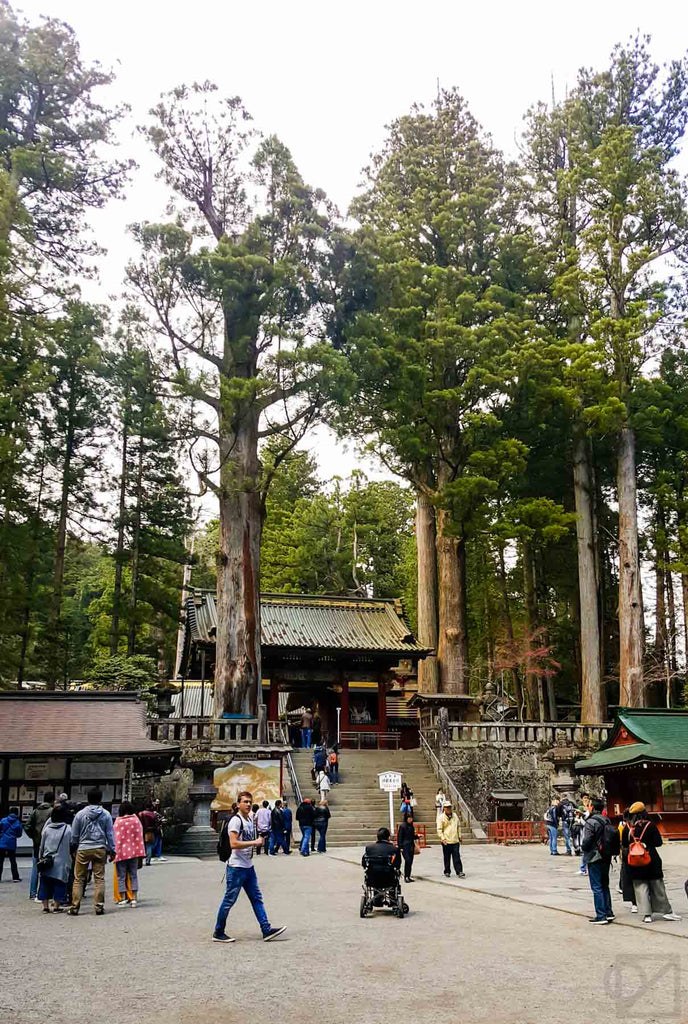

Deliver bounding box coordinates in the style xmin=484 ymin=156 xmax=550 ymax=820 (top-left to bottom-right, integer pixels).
xmin=576 ymin=708 xmax=688 ymax=774
xmin=186 ymin=591 xmax=430 ymax=657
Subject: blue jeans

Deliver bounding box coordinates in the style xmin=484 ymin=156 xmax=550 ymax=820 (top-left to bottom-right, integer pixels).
xmin=301 ymin=728 xmax=312 ymax=748
xmin=214 ymin=865 xmax=270 ymax=937
xmin=270 ymin=831 xmax=288 ymax=855
xmin=547 ymin=825 xmax=558 ymax=854
xmin=145 ymin=841 xmax=154 ymax=866
xmin=300 ymin=826 xmax=312 ymax=855
xmin=30 ymin=854 xmax=39 ymax=898
xmin=587 ymin=858 xmax=612 ymax=920
xmin=561 ymin=822 xmax=572 ymax=854
xmin=580 ymin=852 xmax=587 ymax=874
xmin=153 ymin=835 xmax=163 ymax=858
xmin=316 ymin=822 xmax=328 ymax=853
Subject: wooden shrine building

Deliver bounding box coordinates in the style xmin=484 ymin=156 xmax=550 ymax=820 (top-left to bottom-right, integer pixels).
xmin=576 ymin=708 xmax=688 ymax=839
xmin=179 ymin=591 xmax=430 ymax=746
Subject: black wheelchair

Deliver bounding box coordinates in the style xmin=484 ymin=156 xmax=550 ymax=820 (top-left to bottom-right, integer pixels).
xmin=360 ymin=856 xmax=409 ymax=919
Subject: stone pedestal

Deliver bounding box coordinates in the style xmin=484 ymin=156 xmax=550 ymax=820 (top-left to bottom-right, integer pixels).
xmin=178 ymin=760 xmax=222 ymax=857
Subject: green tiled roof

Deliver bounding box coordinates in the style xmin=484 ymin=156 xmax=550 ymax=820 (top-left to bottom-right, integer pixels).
xmin=576 ymin=708 xmax=688 ymax=773
xmin=186 ymin=591 xmax=430 ymax=656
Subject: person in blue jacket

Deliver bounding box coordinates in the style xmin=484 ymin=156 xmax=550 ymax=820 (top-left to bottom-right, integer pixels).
xmin=0 ymin=806 xmax=24 ymax=881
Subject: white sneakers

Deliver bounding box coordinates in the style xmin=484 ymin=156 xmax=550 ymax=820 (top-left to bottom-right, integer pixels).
xmin=663 ymin=913 xmax=681 ymax=921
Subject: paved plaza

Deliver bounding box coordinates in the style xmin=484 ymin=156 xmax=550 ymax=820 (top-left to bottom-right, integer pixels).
xmin=5 ymin=843 xmax=688 ymax=1024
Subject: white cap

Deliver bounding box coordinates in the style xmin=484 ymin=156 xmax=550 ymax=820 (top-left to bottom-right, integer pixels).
xmin=443 ymin=800 xmax=452 ymax=807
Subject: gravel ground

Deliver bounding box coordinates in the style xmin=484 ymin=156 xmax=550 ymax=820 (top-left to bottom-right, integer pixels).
xmin=3 ymin=849 xmax=688 ymax=1024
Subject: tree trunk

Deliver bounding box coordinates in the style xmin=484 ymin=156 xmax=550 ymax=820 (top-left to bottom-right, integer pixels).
xmin=214 ymin=410 xmax=262 ymax=718
xmin=111 ymin=421 xmax=128 ymax=656
xmin=522 ymin=540 xmax=542 ymax=720
xmin=127 ymin=410 xmax=145 ymax=657
xmin=666 ymin=568 xmax=678 ymax=675
xmin=17 ymin=438 xmax=47 ymax=688
xmin=573 ymin=423 xmax=605 ymax=723
xmin=481 ymin=539 xmax=495 ymax=685
xmin=654 ymin=547 xmax=667 ymax=663
xmin=678 ymin=513 xmax=688 ymax=680
xmin=46 ymin=420 xmax=75 ymax=690
xmin=436 ymin=507 xmax=468 ymax=694
xmin=415 ymin=490 xmax=439 ymax=693
xmin=658 ymin=503 xmax=677 ymax=673
xmin=593 ymin=461 xmax=607 ymax=679
xmin=497 ymin=540 xmax=523 ymax=714
xmin=617 ymin=426 xmax=645 ymax=706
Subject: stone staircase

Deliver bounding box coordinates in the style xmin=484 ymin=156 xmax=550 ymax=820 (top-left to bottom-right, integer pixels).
xmin=289 ymin=747 xmax=473 ymax=849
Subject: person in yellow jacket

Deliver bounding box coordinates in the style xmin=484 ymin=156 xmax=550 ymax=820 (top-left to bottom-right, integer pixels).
xmin=437 ymin=801 xmax=465 ymax=878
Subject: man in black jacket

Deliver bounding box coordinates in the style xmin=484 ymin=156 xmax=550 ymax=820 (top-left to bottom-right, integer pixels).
xmin=269 ymin=800 xmax=288 ymax=855
xmin=581 ymin=798 xmax=614 ymax=924
xmin=362 ymin=828 xmax=401 ymax=889
xmin=296 ymin=799 xmax=315 ymax=857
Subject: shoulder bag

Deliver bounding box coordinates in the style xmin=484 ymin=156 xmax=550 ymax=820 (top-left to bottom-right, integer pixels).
xmin=37 ymin=825 xmax=67 ymax=874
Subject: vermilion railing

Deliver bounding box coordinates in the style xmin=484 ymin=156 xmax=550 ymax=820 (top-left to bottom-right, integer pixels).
xmin=486 ymin=821 xmax=546 ymax=844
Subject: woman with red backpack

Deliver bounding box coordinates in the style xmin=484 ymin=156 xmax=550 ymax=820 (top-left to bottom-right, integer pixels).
xmin=623 ymin=801 xmax=681 ymax=924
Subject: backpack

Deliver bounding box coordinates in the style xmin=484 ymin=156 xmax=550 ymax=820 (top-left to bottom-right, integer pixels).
xmin=217 ymin=816 xmax=246 ymax=862
xmin=596 ymin=816 xmax=621 ymax=858
xmin=544 ymin=806 xmax=558 ymax=827
xmin=627 ymin=822 xmax=652 ymax=867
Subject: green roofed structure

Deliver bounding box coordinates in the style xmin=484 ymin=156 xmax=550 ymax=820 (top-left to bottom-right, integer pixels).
xmin=576 ymin=708 xmax=688 ymax=838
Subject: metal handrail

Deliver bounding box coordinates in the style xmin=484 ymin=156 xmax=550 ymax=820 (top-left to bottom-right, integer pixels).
xmin=419 ymin=731 xmax=487 ymax=841
xmin=272 ymin=720 xmax=302 ymax=806
xmin=285 ymin=750 xmax=302 ymax=805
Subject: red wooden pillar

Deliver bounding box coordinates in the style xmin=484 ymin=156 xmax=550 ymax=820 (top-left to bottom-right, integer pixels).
xmin=377 ymin=675 xmax=387 ymax=732
xmin=340 ymin=674 xmax=349 ymax=734
xmin=268 ymin=676 xmax=279 ymax=721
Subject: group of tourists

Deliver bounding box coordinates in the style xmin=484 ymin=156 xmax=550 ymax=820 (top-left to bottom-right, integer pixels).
xmin=0 ymin=789 xmax=167 ymax=914
xmin=545 ymin=792 xmax=683 ymax=925
xmin=245 ymin=798 xmax=293 ymax=855
xmin=311 ymin=742 xmax=339 ymax=794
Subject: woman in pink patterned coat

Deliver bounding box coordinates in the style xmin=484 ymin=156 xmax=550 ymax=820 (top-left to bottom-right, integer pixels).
xmin=113 ymin=802 xmax=146 ymax=907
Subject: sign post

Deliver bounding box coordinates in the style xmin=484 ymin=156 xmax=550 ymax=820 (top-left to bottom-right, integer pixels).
xmin=378 ymin=771 xmax=403 ymax=836
xmin=336 ymin=706 xmax=341 ymax=745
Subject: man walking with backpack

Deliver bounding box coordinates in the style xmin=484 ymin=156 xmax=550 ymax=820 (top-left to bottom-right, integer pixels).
xmin=213 ymin=790 xmax=286 ymax=943
xmin=581 ymin=797 xmax=619 ymax=924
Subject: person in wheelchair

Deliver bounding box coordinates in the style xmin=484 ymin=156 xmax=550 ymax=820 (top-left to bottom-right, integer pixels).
xmin=360 ymin=827 xmax=408 ymax=917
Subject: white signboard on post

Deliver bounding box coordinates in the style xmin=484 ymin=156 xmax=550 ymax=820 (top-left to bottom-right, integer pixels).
xmin=378 ymin=771 xmax=403 ymax=833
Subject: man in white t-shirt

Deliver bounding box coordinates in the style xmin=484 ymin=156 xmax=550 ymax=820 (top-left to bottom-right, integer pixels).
xmin=212 ymin=791 xmax=286 ymax=943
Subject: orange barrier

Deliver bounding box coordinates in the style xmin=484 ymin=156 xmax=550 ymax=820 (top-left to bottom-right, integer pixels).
xmin=486 ymin=821 xmax=546 ymax=844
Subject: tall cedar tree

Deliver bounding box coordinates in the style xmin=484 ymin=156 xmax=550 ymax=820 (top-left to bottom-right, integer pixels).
xmin=0 ymin=0 xmax=132 ymax=278
xmin=569 ymin=39 xmax=688 ymax=706
xmin=105 ymin=328 xmax=193 ymax=662
xmin=343 ymin=89 xmax=541 ymax=695
xmin=42 ymin=303 xmax=109 ymax=687
xmin=128 ymin=84 xmax=343 ymax=716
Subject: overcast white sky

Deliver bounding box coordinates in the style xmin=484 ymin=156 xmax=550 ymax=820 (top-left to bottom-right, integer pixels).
xmin=18 ymin=0 xmax=688 ymax=485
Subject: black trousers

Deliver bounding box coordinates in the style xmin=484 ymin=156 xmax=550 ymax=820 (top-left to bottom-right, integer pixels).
xmin=401 ymin=845 xmax=415 ymax=880
xmin=0 ymin=849 xmax=20 ymax=880
xmin=442 ymin=843 xmax=463 ymax=875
